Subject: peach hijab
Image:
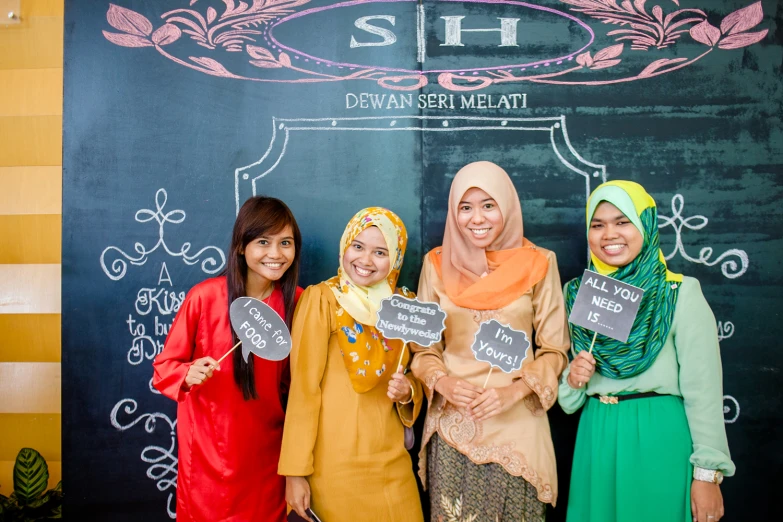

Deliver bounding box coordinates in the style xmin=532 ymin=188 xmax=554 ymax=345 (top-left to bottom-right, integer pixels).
xmin=431 ymin=161 xmax=549 ymax=310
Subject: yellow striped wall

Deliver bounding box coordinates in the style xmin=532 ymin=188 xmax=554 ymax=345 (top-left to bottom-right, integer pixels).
xmin=0 ymin=0 xmax=63 ymax=493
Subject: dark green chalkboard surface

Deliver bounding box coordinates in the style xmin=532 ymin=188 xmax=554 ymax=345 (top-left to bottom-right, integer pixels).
xmin=63 ymin=0 xmax=781 ymax=519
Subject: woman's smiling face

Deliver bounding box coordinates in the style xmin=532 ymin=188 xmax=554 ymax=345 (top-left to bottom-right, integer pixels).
xmin=456 ymin=187 xmax=504 ymax=249
xmin=242 ymin=225 xmax=296 ymax=286
xmin=588 ymin=201 xmax=644 ymax=267
xmin=342 ymin=226 xmax=390 ymax=286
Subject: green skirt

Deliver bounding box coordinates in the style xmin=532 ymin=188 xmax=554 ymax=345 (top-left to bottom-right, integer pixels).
xmin=566 ymin=394 xmax=693 ymax=522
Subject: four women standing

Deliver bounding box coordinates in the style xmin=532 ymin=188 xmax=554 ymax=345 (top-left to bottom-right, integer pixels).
xmin=156 ymin=170 xmax=732 ymax=521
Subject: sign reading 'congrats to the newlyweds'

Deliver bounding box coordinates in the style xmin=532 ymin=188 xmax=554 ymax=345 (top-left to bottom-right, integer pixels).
xmin=375 ymin=294 xmax=446 ymax=347
xmin=568 ymin=270 xmax=645 ymax=343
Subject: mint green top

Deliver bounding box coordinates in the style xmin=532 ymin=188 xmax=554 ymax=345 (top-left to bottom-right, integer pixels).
xmin=558 ymin=276 xmax=735 ymax=476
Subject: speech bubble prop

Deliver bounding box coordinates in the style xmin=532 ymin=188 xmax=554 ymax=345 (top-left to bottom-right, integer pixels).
xmin=375 ymin=294 xmax=446 ymax=347
xmin=471 ymin=319 xmax=531 ymax=374
xmin=229 ymin=297 xmax=292 ymax=362
xmin=568 ymin=270 xmax=645 ymax=343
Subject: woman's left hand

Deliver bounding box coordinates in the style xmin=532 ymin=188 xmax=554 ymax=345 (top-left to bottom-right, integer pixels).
xmin=387 ymin=366 xmax=412 ymax=403
xmin=691 ymin=480 xmax=724 ymax=522
xmin=468 ymin=384 xmax=522 ymax=421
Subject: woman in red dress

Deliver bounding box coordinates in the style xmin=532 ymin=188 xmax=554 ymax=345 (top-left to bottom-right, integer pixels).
xmin=153 ymin=196 xmax=303 ymax=522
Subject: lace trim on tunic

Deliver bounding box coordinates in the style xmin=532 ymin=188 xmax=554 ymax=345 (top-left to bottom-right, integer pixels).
xmin=470 ymin=309 xmax=501 ymax=324
xmin=418 ymin=397 xmax=554 ymax=505
xmin=517 ymin=371 xmax=555 ymax=416
xmin=423 ymin=369 xmax=448 ymax=404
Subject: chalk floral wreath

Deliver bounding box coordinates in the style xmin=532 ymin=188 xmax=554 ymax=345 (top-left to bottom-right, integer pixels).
xmin=102 ymin=0 xmax=768 ymax=91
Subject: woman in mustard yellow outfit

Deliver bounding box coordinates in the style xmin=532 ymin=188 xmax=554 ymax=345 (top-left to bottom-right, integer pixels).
xmin=279 ymin=207 xmax=424 ymax=522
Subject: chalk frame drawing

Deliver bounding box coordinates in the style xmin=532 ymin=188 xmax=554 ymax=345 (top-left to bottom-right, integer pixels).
xmin=235 ymin=114 xmax=606 ymax=207
xmin=102 ymin=0 xmax=769 ymax=91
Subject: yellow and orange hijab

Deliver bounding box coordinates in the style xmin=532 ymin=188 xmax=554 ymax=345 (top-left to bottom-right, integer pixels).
xmin=325 ymin=207 xmax=412 ymax=393
xmin=431 ymin=161 xmax=549 ymax=310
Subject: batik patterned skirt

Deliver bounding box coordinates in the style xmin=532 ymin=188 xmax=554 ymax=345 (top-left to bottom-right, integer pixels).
xmin=427 ymin=433 xmax=546 ymax=522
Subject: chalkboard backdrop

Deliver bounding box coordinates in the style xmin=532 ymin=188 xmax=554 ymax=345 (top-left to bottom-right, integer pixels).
xmin=63 ymin=0 xmax=781 ymax=519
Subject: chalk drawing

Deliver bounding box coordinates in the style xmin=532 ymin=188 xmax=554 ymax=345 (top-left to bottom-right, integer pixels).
xmin=234 ymin=114 xmax=606 ymax=211
xmin=718 ymin=320 xmax=735 ymax=341
xmin=102 ymin=1 xmax=768 ymax=90
xmin=110 ymin=398 xmax=177 ymax=519
xmin=100 ymin=189 xmax=226 ymax=281
xmin=658 ymin=194 xmax=749 ymax=279
xmin=723 ymin=395 xmax=740 ymax=424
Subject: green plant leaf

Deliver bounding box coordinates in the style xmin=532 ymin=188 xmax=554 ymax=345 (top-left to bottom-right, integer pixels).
xmin=13 ymin=448 xmax=49 ymax=506
xmin=27 ymin=492 xmax=50 ymax=508
xmin=0 ymin=498 xmax=23 ymax=520
xmin=50 ymin=502 xmax=63 ymax=518
xmin=25 ymin=490 xmax=63 ymax=520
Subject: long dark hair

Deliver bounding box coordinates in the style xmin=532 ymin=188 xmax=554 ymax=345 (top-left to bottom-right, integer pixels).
xmin=222 ymin=196 xmax=302 ymax=400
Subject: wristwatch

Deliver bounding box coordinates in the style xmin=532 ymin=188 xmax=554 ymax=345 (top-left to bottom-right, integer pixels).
xmin=694 ymin=467 xmax=724 ymax=485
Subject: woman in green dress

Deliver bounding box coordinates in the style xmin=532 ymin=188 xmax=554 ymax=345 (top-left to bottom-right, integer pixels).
xmin=559 ymin=180 xmax=734 ymax=522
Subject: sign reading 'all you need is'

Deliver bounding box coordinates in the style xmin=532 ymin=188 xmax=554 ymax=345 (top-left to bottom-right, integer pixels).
xmin=568 ymin=270 xmax=645 ymax=343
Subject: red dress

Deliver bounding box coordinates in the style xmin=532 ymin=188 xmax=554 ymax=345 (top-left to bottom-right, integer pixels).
xmin=153 ymin=276 xmax=302 ymax=522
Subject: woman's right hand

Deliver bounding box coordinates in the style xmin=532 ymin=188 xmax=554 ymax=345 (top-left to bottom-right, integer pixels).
xmin=435 ymin=376 xmax=483 ymax=408
xmin=286 ymin=476 xmax=312 ymax=521
xmin=184 ymin=357 xmax=219 ymax=389
xmin=567 ymin=351 xmax=596 ymax=389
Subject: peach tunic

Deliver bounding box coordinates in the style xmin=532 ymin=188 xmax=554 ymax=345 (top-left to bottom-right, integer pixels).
xmin=411 ymin=248 xmax=570 ymax=505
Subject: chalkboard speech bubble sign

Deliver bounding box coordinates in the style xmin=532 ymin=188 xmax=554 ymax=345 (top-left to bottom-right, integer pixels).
xmin=229 ymin=297 xmax=292 ymax=362
xmin=375 ymin=294 xmax=446 ymax=347
xmin=568 ymin=270 xmax=645 ymax=343
xmin=471 ymin=319 xmax=531 ymax=373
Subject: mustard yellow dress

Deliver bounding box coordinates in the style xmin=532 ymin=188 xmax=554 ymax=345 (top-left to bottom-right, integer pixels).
xmin=279 ymin=282 xmax=425 ymax=522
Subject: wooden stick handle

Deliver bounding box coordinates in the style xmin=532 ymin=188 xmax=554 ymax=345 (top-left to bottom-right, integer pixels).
xmin=482 ymin=366 xmax=494 ymax=389
xmin=216 ymin=340 xmax=242 ymax=366
xmin=588 ymin=332 xmax=598 ymax=354
xmin=397 ymin=342 xmax=407 ymax=372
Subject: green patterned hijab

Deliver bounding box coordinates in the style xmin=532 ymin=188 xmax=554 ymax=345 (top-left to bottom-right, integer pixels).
xmin=564 ymin=181 xmax=682 ymax=379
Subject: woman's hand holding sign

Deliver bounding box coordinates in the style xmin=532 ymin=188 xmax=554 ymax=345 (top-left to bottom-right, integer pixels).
xmin=387 ymin=366 xmax=414 ymax=403
xmin=567 ymin=351 xmax=596 ymax=389
xmin=464 ymin=318 xmax=532 ymax=420
xmin=184 ymin=357 xmax=219 ymax=389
